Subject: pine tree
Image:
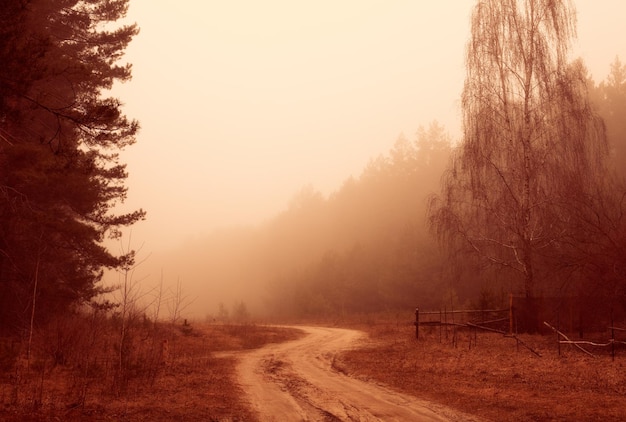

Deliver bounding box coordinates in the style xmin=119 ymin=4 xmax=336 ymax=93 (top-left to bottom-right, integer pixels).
xmin=0 ymin=0 xmax=144 ymax=332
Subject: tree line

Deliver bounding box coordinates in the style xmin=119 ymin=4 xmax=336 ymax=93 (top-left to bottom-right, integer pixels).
xmin=257 ymin=123 xmax=453 ymax=317
xmin=208 ymin=0 xmax=626 ymax=321
xmin=2 ymin=0 xmax=625 ymax=330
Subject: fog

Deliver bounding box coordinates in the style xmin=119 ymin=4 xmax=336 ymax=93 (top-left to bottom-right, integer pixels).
xmin=106 ymin=1 xmax=626 ymax=319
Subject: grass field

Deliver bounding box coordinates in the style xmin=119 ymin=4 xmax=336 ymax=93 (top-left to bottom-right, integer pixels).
xmin=0 ymin=322 xmax=302 ymax=421
xmin=4 ymin=315 xmax=626 ymax=421
xmin=339 ymin=316 xmax=626 ymax=421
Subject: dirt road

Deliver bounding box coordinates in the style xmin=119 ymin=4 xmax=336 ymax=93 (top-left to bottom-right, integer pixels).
xmin=236 ymin=326 xmax=478 ymax=421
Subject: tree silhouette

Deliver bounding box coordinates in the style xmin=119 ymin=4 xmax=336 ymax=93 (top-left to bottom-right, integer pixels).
xmin=429 ymin=0 xmax=609 ymax=299
xmin=0 ymin=0 xmax=143 ymax=332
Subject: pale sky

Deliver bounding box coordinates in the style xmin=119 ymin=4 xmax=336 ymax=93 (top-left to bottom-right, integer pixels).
xmin=111 ymin=0 xmax=626 ymax=253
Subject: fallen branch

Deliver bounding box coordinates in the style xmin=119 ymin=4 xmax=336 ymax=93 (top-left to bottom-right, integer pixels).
xmin=559 ymin=340 xmax=611 ymax=347
xmin=466 ymin=322 xmax=505 ymax=335
xmin=503 ymin=334 xmax=542 ymax=357
xmin=473 ymin=316 xmax=509 ymax=325
xmin=467 ymin=323 xmax=542 ymax=357
xmin=543 ymin=321 xmax=596 ymax=358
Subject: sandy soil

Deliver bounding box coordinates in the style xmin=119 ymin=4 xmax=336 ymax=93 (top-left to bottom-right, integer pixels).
xmin=236 ymin=326 xmax=482 ymax=421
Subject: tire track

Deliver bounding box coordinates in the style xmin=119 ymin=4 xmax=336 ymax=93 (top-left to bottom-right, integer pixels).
xmin=236 ymin=326 xmax=480 ymax=421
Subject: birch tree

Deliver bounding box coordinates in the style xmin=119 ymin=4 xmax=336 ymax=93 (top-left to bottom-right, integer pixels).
xmin=429 ymin=0 xmax=609 ymax=299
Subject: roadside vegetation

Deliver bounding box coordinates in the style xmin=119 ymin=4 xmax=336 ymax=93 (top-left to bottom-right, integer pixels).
xmin=0 ymin=317 xmax=301 ymax=421
xmin=338 ymin=315 xmax=626 ymax=421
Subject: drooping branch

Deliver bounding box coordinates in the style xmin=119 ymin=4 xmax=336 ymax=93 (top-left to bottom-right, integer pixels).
xmin=429 ymin=0 xmax=611 ymax=300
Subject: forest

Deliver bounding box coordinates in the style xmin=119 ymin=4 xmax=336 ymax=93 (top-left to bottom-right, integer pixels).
xmin=175 ymin=52 xmax=626 ymax=322
xmin=155 ymin=2 xmax=626 ymax=326
xmin=1 ymin=0 xmax=625 ymax=337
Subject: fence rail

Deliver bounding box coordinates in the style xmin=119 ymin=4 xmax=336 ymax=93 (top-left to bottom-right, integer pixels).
xmin=414 ymin=294 xmax=626 ymax=358
xmin=413 ymin=307 xmax=510 ymax=340
xmin=544 ymin=321 xmax=626 ymax=360
xmin=413 ymin=305 xmax=541 ymax=356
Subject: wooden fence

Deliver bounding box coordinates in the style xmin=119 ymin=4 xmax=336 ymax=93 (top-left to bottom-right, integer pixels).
xmin=413 ymin=307 xmax=510 ymax=340
xmin=412 ymin=297 xmax=626 ymax=358
xmin=412 ymin=304 xmax=541 ymax=355
xmin=544 ymin=321 xmax=626 ymax=360
xmin=415 ymin=294 xmax=626 ymax=336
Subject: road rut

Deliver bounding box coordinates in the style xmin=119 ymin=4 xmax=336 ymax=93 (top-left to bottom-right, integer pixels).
xmin=236 ymin=326 xmax=479 ymax=421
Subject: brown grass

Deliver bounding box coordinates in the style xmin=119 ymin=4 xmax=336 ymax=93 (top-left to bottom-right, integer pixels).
xmin=338 ymin=318 xmax=626 ymax=421
xmin=7 ymin=313 xmax=626 ymax=421
xmin=0 ymin=323 xmax=302 ymax=421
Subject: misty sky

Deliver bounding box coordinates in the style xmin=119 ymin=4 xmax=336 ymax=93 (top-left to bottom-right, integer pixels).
xmin=111 ymin=1 xmax=626 ymax=253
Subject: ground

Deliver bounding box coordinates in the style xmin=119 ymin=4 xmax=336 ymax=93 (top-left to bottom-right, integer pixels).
xmin=235 ymin=325 xmax=476 ymax=421
xmin=339 ymin=317 xmax=626 ymax=421
xmin=0 ymin=323 xmax=302 ymax=421
xmin=3 ymin=318 xmax=626 ymax=421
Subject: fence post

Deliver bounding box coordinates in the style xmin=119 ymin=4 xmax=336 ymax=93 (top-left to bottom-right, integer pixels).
xmin=611 ymin=310 xmax=615 ymax=361
xmin=444 ymin=307 xmax=448 ymax=340
xmin=439 ymin=309 xmax=442 ymax=342
xmin=414 ymin=308 xmax=419 ymax=340
xmin=509 ymin=293 xmax=513 ymax=334
xmin=557 ymin=312 xmax=561 ymax=356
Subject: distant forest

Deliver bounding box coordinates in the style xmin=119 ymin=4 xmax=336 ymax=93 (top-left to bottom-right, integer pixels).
xmin=180 ymin=2 xmax=626 ymax=320
xmin=179 ymin=48 xmax=626 ymax=319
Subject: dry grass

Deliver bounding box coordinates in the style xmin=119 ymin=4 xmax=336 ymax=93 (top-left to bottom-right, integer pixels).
xmin=338 ymin=318 xmax=626 ymax=421
xmin=8 ymin=312 xmax=626 ymax=421
xmin=0 ymin=323 xmax=302 ymax=421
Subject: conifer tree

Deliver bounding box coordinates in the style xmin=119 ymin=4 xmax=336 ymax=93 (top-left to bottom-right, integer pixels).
xmin=0 ymin=0 xmax=143 ymax=332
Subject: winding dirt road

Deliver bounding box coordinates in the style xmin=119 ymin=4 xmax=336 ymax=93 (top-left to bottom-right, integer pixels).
xmin=236 ymin=326 xmax=478 ymax=421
